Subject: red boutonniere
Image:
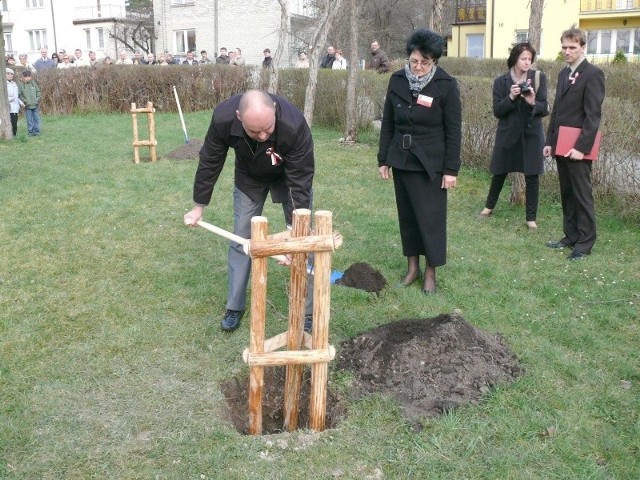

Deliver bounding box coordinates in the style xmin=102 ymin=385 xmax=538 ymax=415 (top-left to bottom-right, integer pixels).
xmin=266 ymin=147 xmax=282 ymax=166
xmin=569 ymin=71 xmax=580 ymax=85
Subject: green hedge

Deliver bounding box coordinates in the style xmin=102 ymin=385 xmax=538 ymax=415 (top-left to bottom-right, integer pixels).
xmin=30 ymin=61 xmax=640 ymax=213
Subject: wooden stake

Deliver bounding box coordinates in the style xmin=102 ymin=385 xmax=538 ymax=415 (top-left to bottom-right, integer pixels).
xmin=131 ymin=103 xmax=140 ymax=164
xmin=147 ymin=102 xmax=157 ymax=162
xmin=309 ymin=211 xmax=332 ymax=431
xmin=283 ymin=209 xmax=311 ymax=431
xmin=247 ymin=216 xmax=268 ymax=435
xmin=245 ymin=346 xmax=335 ymax=367
xmin=131 ymin=102 xmax=157 ymax=163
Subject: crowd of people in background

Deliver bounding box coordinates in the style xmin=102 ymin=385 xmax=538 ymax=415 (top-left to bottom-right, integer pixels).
xmin=6 ymin=39 xmax=392 ymax=74
xmin=4 ymin=37 xmax=394 ymax=139
xmin=7 ymin=47 xmax=229 ymax=70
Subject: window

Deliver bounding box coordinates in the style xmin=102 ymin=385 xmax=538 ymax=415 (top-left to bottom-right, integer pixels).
xmin=586 ymin=29 xmax=635 ymax=55
xmin=85 ymin=28 xmax=91 ymax=49
xmin=616 ymin=30 xmax=631 ymax=53
xmin=26 ymin=0 xmax=43 ymax=7
xmin=515 ymin=30 xmax=528 ymax=44
xmin=1 ymin=1 xmax=8 ymax=12
xmin=4 ymin=33 xmax=12 ymax=53
xmin=587 ymin=30 xmax=598 ymax=54
xmin=467 ymin=34 xmax=484 ymax=58
xmin=97 ymin=28 xmax=104 ymax=49
xmin=600 ymin=30 xmax=612 ymax=54
xmin=616 ymin=0 xmax=633 ymax=9
xmin=28 ymin=29 xmax=47 ymax=50
xmin=175 ymin=29 xmax=196 ymax=53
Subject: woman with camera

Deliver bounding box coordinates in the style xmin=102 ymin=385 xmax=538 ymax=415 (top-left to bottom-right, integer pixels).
xmin=478 ymin=42 xmax=548 ymax=229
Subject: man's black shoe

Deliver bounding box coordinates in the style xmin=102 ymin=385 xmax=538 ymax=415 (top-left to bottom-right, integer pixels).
xmin=568 ymin=250 xmax=588 ymax=261
xmin=304 ymin=314 xmax=313 ymax=334
xmin=546 ymin=240 xmax=573 ymax=249
xmin=221 ymin=309 xmax=244 ymax=332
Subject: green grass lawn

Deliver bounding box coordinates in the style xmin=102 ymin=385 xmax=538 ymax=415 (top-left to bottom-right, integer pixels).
xmin=1 ymin=112 xmax=639 ymax=479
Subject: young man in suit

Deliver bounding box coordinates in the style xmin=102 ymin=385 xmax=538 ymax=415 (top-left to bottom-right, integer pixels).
xmin=543 ymin=26 xmax=605 ymax=260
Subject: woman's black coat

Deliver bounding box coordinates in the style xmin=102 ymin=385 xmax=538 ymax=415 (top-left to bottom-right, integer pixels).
xmin=378 ymin=67 xmax=462 ymax=179
xmin=490 ymin=69 xmax=548 ymax=175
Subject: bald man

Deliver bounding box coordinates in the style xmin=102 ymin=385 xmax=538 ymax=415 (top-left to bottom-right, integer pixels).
xmin=184 ymin=90 xmax=315 ymax=332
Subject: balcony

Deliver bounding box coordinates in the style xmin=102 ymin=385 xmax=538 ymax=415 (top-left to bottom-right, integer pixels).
xmin=454 ymin=0 xmax=487 ymax=24
xmin=580 ymin=0 xmax=640 ymax=13
xmin=74 ymin=3 xmax=126 ymax=21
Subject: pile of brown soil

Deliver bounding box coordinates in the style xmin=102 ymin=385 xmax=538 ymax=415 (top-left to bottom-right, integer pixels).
xmin=165 ymin=138 xmax=203 ymax=160
xmin=336 ymin=312 xmax=524 ymax=420
xmin=335 ymin=262 xmax=387 ymax=294
xmin=220 ymin=312 xmax=523 ymax=433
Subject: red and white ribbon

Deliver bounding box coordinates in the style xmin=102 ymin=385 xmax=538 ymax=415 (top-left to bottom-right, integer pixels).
xmin=266 ymin=147 xmax=282 ymax=166
xmin=569 ymin=71 xmax=579 ymax=85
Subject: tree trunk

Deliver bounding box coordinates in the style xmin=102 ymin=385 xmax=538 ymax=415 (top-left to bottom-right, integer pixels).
xmin=510 ymin=0 xmax=544 ymax=206
xmin=430 ymin=0 xmax=445 ymax=35
xmin=527 ymin=0 xmax=544 ymax=52
xmin=268 ymin=0 xmax=291 ymax=94
xmin=343 ymin=0 xmax=358 ymax=143
xmin=303 ymin=0 xmax=344 ymax=127
xmin=0 ymin=13 xmax=14 ymax=141
xmin=508 ymin=173 xmax=526 ymax=205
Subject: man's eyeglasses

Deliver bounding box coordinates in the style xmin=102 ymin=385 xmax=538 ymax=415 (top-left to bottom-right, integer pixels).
xmin=409 ymin=58 xmax=434 ymax=67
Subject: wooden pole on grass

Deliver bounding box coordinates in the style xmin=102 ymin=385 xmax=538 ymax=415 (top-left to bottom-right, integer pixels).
xmin=131 ymin=102 xmax=157 ymax=163
xmin=247 ymin=216 xmax=268 ymax=435
xmin=309 ymin=210 xmax=333 ymax=431
xmin=283 ymin=209 xmax=311 ymax=431
xmin=147 ymin=101 xmax=157 ymax=162
xmin=131 ymin=103 xmax=140 ymax=164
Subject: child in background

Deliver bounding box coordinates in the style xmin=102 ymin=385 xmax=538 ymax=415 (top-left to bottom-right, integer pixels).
xmin=18 ymin=70 xmax=41 ymax=136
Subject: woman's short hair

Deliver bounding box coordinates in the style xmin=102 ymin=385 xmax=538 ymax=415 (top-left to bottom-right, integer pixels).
xmin=507 ymin=42 xmax=536 ymax=68
xmin=405 ymin=28 xmax=444 ymax=61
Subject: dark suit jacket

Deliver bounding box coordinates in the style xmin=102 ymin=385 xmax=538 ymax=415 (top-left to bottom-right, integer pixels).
xmin=378 ymin=67 xmax=462 ymax=178
xmin=194 ymin=94 xmax=314 ymax=222
xmin=546 ymin=59 xmax=605 ymax=155
xmin=491 ymin=69 xmax=548 ymax=175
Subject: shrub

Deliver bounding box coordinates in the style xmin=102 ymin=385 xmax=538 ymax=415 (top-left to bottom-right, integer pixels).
xmin=28 ymin=59 xmax=640 ymax=215
xmin=612 ymin=50 xmax=628 ymax=64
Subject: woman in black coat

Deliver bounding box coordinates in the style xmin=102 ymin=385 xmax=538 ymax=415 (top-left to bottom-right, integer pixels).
xmin=378 ymin=29 xmax=462 ymax=294
xmin=479 ymin=42 xmax=549 ymax=229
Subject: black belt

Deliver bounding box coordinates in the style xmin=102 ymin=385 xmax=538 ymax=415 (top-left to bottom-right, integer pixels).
xmin=394 ymin=133 xmax=437 ymax=180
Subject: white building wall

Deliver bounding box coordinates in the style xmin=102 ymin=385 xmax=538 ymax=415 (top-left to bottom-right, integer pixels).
xmin=2 ymin=0 xmax=127 ymax=62
xmin=153 ymin=0 xmax=292 ymax=66
xmin=4 ymin=0 xmax=305 ymax=64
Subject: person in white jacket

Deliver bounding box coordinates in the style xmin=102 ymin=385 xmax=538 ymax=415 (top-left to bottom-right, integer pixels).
xmin=332 ymin=49 xmax=348 ymax=70
xmin=6 ymin=68 xmax=23 ymax=136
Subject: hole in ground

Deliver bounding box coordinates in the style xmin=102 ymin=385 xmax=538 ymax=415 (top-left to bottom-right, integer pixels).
xmin=221 ymin=313 xmax=524 ymax=434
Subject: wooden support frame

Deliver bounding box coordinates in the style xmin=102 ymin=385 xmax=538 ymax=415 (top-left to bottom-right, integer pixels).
xmin=131 ymin=102 xmax=157 ymax=163
xmin=244 ymin=209 xmax=337 ymax=435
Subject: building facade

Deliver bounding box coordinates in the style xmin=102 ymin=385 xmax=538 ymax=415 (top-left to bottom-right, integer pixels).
xmin=449 ymin=0 xmax=640 ymax=62
xmin=1 ymin=0 xmax=131 ymax=61
xmin=152 ymin=0 xmax=314 ymax=66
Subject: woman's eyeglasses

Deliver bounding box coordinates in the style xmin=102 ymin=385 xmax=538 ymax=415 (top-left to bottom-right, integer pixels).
xmin=409 ymin=58 xmax=433 ymax=67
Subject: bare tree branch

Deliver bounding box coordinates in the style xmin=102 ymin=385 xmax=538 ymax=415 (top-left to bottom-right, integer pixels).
xmin=303 ymin=0 xmax=345 ymax=126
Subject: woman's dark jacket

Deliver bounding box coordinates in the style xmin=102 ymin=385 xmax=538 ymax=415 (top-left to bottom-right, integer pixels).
xmin=378 ymin=67 xmax=462 ymax=179
xmin=490 ymin=69 xmax=548 ymax=175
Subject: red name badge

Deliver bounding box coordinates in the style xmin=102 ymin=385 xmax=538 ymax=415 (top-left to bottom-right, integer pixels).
xmin=417 ymin=94 xmax=433 ymax=108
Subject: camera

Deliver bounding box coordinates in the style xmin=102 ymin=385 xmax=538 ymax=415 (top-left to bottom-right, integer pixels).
xmin=518 ymin=82 xmax=532 ymax=93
